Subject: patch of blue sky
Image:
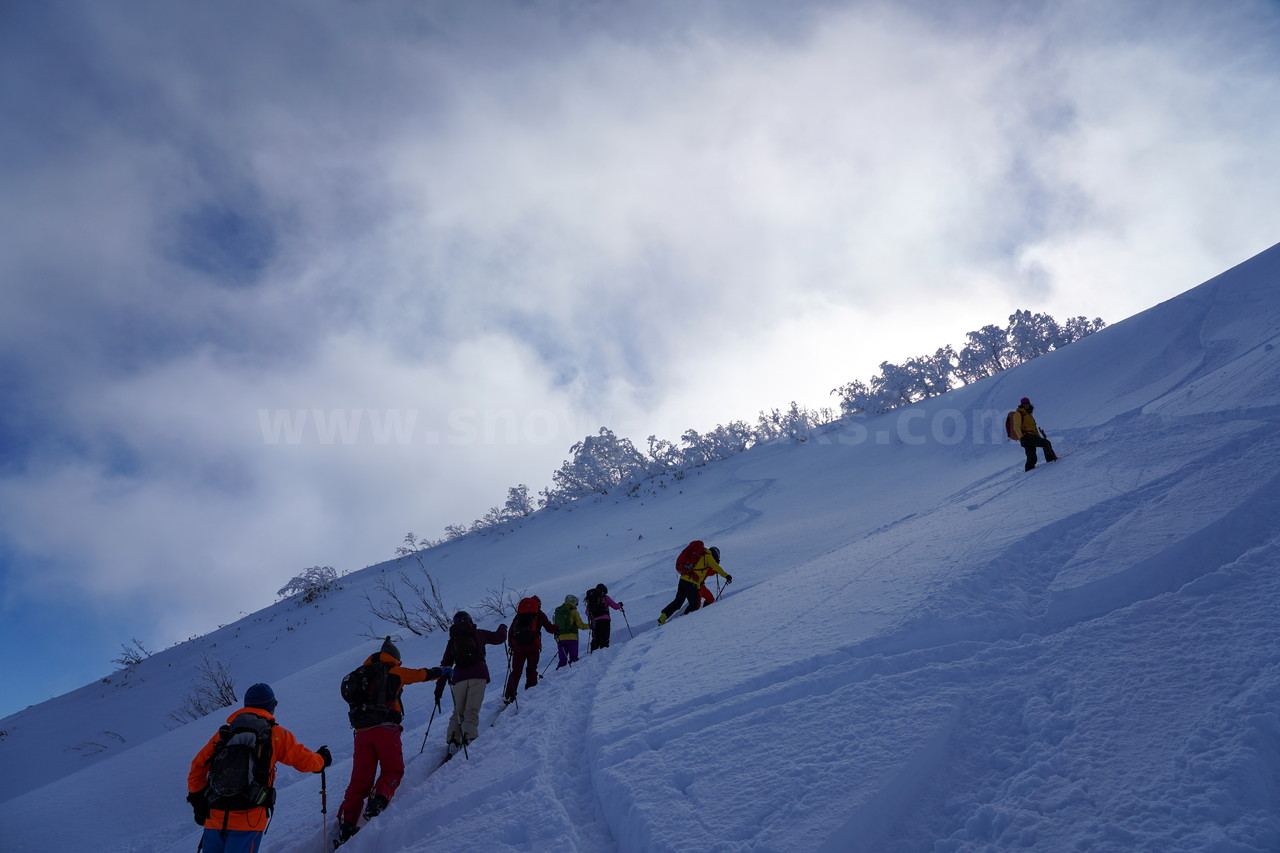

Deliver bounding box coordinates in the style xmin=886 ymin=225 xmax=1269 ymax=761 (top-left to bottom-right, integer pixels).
xmin=172 ymin=202 xmax=278 ymax=288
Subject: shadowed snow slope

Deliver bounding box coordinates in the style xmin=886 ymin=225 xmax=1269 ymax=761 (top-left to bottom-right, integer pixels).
xmin=3 ymin=243 xmax=1279 ymax=851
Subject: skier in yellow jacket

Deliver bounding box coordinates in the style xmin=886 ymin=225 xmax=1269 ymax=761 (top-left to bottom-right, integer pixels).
xmin=658 ymin=542 xmax=732 ymax=624
xmin=1011 ymin=397 xmax=1057 ymax=471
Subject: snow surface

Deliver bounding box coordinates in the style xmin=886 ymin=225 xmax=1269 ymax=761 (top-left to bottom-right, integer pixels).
xmin=2 ymin=244 xmax=1279 ymax=851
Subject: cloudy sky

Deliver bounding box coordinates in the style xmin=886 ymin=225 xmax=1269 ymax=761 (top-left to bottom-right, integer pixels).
xmin=2 ymin=0 xmax=1279 ymax=715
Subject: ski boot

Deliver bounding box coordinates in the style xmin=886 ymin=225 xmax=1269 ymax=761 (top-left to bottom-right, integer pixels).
xmin=363 ymin=794 xmax=388 ymax=820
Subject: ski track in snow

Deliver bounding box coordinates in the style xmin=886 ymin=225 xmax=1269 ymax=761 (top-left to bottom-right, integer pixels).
xmin=278 ymin=648 xmax=622 ymax=853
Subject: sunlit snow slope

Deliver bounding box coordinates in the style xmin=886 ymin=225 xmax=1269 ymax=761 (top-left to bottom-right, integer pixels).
xmin=2 ymin=243 xmax=1278 ymax=852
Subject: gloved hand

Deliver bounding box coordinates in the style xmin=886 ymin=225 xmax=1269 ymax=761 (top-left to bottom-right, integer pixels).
xmin=316 ymin=745 xmax=332 ymax=768
xmin=725 ymin=574 xmax=733 ymax=583
xmin=440 ymin=666 xmax=453 ymax=679
xmin=186 ymin=790 xmax=210 ymax=826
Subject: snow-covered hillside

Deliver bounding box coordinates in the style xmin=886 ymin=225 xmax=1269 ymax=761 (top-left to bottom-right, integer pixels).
xmin=3 ymin=244 xmax=1279 ymax=851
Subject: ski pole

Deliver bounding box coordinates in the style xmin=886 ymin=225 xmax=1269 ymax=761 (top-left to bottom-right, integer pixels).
xmin=504 ymin=643 xmax=517 ymax=705
xmin=501 ymin=645 xmax=517 ymax=712
xmin=715 ymin=575 xmax=731 ymax=602
xmin=620 ymin=606 xmax=633 ymax=639
xmin=320 ymin=765 xmax=328 ymax=853
xmin=420 ymin=698 xmax=439 ymax=754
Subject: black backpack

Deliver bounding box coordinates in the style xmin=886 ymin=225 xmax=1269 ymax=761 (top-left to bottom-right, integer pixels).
xmin=510 ymin=611 xmax=539 ymax=645
xmin=205 ymin=712 xmax=276 ymax=812
xmin=584 ymin=588 xmax=608 ymax=618
xmin=450 ymin=623 xmax=482 ymax=668
xmin=341 ymin=661 xmax=399 ymax=728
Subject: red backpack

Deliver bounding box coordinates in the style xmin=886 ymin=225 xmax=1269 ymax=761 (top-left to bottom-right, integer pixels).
xmin=676 ymin=541 xmax=706 ymax=577
xmin=1005 ymin=411 xmax=1020 ymax=441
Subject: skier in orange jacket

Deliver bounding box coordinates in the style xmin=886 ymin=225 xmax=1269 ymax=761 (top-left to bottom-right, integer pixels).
xmin=186 ymin=683 xmax=330 ymax=850
xmin=337 ymin=637 xmax=446 ymax=843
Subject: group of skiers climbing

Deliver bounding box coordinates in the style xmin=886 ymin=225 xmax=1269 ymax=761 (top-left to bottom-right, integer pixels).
xmin=185 ymin=541 xmax=727 ymax=852
xmin=186 ymin=395 xmax=1048 ymax=850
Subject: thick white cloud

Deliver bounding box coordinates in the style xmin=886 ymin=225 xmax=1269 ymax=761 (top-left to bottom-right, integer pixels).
xmin=2 ymin=0 xmax=1279 ymax=673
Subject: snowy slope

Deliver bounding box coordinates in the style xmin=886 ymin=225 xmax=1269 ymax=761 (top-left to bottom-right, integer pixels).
xmin=2 ymin=243 xmax=1278 ymax=851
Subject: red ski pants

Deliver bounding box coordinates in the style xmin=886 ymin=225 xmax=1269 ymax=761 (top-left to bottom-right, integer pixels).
xmin=504 ymin=644 xmax=541 ymax=700
xmin=339 ymin=725 xmax=404 ymax=825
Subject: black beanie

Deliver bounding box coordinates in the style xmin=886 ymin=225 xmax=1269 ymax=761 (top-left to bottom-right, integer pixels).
xmin=380 ymin=636 xmax=400 ymax=661
xmin=244 ymin=682 xmax=277 ymax=713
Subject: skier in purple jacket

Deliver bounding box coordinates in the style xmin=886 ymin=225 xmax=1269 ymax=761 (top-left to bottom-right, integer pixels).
xmin=433 ymin=611 xmax=506 ymax=756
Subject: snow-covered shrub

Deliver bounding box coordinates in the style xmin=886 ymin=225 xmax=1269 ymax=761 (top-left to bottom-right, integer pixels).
xmin=756 ymin=402 xmax=817 ymax=443
xmin=276 ymin=566 xmax=340 ymax=604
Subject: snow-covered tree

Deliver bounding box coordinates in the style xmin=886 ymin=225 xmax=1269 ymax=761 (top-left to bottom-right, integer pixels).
xmin=831 ymin=378 xmax=876 ymax=416
xmin=781 ymin=402 xmax=814 ymax=442
xmin=681 ymin=421 xmax=754 ymax=467
xmin=504 ymin=484 xmax=536 ymax=518
xmin=1060 ymin=315 xmax=1107 ymax=344
xmin=547 ymin=427 xmax=648 ymax=502
xmin=1006 ymin=310 xmax=1062 ymax=363
xmin=955 ymin=323 xmax=1013 ymax=383
xmin=646 ymin=434 xmax=686 ymax=477
xmin=469 ymin=506 xmax=508 ymax=534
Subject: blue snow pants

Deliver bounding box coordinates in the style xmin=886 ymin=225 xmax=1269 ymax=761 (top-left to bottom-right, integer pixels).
xmin=200 ymin=828 xmax=263 ymax=852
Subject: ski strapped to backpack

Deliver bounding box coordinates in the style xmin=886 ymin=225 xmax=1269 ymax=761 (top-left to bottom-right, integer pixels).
xmin=341 ymin=660 xmax=399 ymax=728
xmin=205 ymin=711 xmax=277 ymax=816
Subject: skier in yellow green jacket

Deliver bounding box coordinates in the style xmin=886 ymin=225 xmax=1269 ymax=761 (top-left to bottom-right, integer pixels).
xmin=552 ymin=595 xmax=589 ymax=668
